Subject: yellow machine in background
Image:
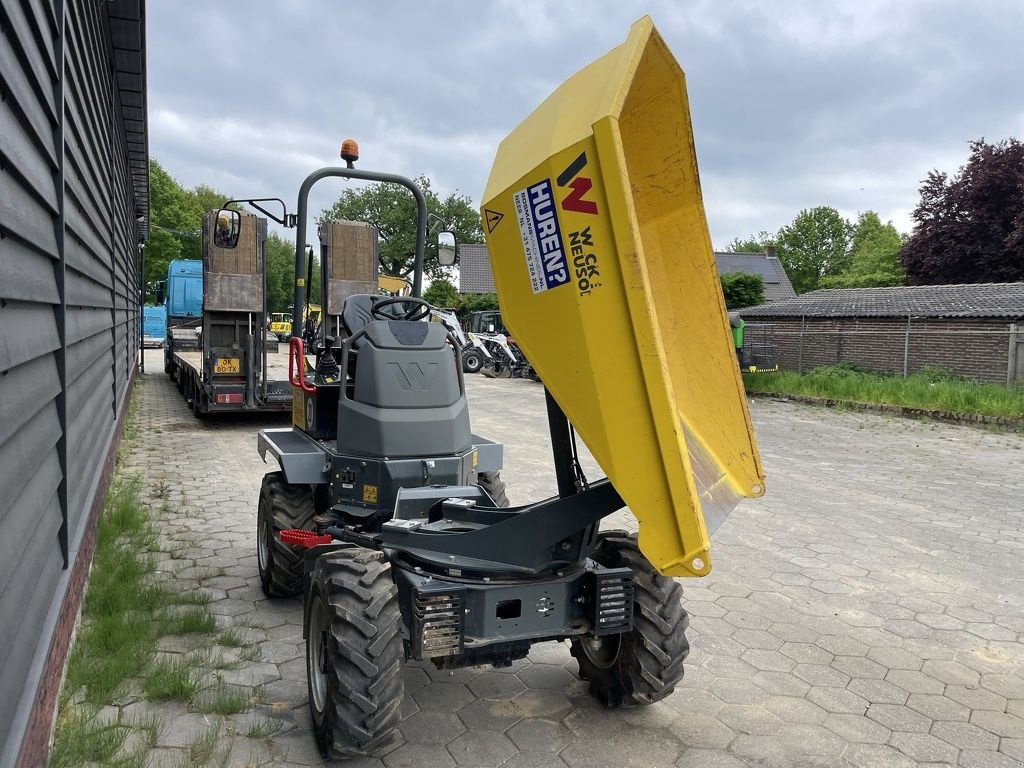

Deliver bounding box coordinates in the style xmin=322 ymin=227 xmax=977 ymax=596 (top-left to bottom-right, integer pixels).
xmin=268 ymin=312 xmax=292 ymax=337
xmin=482 ymin=16 xmax=764 ymax=577
xmin=378 ymin=274 xmax=412 ymax=296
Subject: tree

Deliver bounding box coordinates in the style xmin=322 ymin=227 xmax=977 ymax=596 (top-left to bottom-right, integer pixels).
xmin=901 ymin=138 xmax=1024 ymax=285
xmin=265 ymin=233 xmax=295 ymax=314
xmin=720 ymin=273 xmax=764 ymax=309
xmin=724 ymin=231 xmax=775 ymax=253
xmin=454 ymin=292 xmax=500 ymax=325
xmin=144 ymin=159 xmax=233 ymax=301
xmin=819 ymin=211 xmax=905 ymax=288
xmin=775 ymin=207 xmax=852 ymax=293
xmin=423 ymin=278 xmax=459 ymax=309
xmin=318 ymin=175 xmax=483 ymax=282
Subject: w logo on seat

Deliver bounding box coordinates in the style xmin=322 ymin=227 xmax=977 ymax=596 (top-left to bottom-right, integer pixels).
xmin=388 ymin=362 xmax=438 ymax=391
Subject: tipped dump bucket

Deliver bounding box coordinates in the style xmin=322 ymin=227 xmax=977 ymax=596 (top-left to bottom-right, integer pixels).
xmin=481 ymin=17 xmax=764 ymax=577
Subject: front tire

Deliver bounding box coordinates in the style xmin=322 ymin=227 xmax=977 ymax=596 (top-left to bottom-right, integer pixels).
xmin=307 ymin=547 xmax=404 ymax=758
xmin=462 ymin=349 xmax=483 ymax=374
xmin=258 ymin=472 xmax=316 ymax=597
xmin=477 ymin=471 xmax=509 ymax=508
xmin=571 ymin=531 xmax=689 ymax=707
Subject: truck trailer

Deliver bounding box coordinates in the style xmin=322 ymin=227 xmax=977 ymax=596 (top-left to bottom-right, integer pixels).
xmin=163 ymin=212 xmax=292 ymax=415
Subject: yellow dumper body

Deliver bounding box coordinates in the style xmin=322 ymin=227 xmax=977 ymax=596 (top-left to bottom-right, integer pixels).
xmin=481 ymin=17 xmax=764 ymax=577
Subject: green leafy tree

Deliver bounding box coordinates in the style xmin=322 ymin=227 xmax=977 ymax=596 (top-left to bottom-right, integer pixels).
xmin=720 ymin=273 xmax=765 ymax=309
xmin=776 ymin=207 xmax=852 ymax=293
xmin=819 ymin=211 xmax=905 ymax=288
xmin=318 ymin=175 xmax=483 ymax=282
xmin=265 ymin=233 xmax=295 ymax=314
xmin=455 ymin=292 xmax=500 ymax=326
xmin=724 ymin=231 xmax=775 ymax=253
xmin=423 ymin=278 xmax=460 ymax=308
xmin=145 ymin=159 xmax=233 ymax=301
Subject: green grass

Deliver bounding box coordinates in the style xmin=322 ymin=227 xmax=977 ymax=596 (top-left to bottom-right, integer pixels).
xmin=743 ymin=364 xmax=1024 ymax=420
xmin=50 ymin=712 xmax=157 ymax=768
xmin=217 ymin=629 xmax=245 ymax=648
xmin=53 ymin=472 xmax=223 ymax=764
xmin=144 ymin=658 xmax=199 ymax=701
xmin=63 ymin=477 xmax=171 ymax=705
xmin=161 ymin=606 xmax=218 ymax=634
xmin=191 ymin=681 xmax=253 ymax=715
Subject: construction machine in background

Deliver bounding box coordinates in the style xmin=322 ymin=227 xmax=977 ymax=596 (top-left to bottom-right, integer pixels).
xmin=429 ymin=306 xmax=490 ymax=373
xmin=246 ymin=17 xmax=763 ymax=759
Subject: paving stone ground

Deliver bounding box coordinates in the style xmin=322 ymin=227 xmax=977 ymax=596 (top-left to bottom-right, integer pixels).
xmin=115 ymin=350 xmax=1024 ymax=767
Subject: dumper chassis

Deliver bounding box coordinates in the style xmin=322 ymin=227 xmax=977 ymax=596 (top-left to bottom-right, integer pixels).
xmin=247 ymin=17 xmax=765 ymax=759
xmin=245 ymin=163 xmax=690 ymax=758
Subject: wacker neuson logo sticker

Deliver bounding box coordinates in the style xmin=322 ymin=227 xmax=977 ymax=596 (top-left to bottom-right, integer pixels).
xmin=514 ymin=179 xmax=570 ymax=294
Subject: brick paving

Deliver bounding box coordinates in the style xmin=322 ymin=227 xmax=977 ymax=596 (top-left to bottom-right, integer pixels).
xmin=116 ymin=350 xmax=1024 ymax=766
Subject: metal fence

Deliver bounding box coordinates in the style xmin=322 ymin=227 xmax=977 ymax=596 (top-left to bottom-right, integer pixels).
xmin=742 ymin=319 xmax=1023 ymax=386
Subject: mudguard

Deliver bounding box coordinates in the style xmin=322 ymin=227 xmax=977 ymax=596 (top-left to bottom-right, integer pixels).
xmin=481 ymin=17 xmax=764 ymax=577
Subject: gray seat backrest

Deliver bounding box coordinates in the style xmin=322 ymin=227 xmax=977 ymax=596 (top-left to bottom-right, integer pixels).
xmin=337 ymin=318 xmax=471 ymax=458
xmin=342 ymin=294 xmax=404 ymax=339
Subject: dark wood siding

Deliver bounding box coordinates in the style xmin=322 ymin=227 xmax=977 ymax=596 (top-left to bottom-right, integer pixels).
xmin=0 ymin=0 xmax=145 ymax=762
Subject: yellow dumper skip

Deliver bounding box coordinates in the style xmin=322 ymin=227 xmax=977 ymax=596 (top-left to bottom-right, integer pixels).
xmin=481 ymin=17 xmax=765 ymax=577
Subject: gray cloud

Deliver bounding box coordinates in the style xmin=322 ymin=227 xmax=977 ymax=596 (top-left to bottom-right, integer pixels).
xmin=148 ymin=1 xmax=1024 ymax=249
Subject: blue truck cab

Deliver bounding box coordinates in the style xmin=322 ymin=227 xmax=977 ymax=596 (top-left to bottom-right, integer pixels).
xmin=165 ymin=259 xmax=203 ymax=320
xmin=142 ymin=305 xmax=166 ymax=348
xmin=160 ymin=259 xmax=203 ymax=374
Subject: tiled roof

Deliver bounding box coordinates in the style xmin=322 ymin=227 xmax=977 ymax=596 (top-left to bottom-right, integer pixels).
xmin=458 ymin=243 xmax=495 ymax=294
xmin=739 ymin=283 xmax=1024 ymax=319
xmin=714 ymin=252 xmax=797 ymax=302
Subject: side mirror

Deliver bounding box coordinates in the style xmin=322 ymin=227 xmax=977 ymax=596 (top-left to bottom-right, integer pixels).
xmin=437 ymin=231 xmax=456 ymax=267
xmin=154 ymin=281 xmax=165 ymax=305
xmin=214 ymin=209 xmax=241 ymax=249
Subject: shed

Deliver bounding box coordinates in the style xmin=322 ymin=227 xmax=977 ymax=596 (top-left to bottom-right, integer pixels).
xmin=458 ymin=243 xmax=798 ymax=301
xmin=739 ymin=284 xmax=1024 ymax=385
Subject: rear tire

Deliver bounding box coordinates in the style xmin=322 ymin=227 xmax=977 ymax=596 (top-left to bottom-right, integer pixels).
xmin=477 ymin=471 xmax=509 ymax=508
xmin=307 ymin=547 xmax=404 ymax=758
xmin=570 ymin=531 xmax=689 ymax=707
xmin=462 ymin=349 xmax=483 ymax=374
xmin=258 ymin=472 xmax=317 ymax=597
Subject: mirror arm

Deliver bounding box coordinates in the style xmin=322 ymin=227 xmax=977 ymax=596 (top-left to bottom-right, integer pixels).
xmin=221 ymin=198 xmax=292 ymax=227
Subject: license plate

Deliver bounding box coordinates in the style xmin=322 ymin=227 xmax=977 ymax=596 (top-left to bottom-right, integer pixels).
xmin=213 ymin=357 xmax=240 ymax=374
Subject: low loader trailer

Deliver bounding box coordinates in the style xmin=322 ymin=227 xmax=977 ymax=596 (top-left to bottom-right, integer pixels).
xmin=167 ymin=211 xmax=292 ymax=415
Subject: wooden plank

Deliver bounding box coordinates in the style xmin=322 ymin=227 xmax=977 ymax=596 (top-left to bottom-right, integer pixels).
xmin=0 ymin=353 xmax=60 ymax=446
xmin=0 ymin=400 xmax=61 ymax=522
xmin=0 ymin=452 xmax=61 ymax=599
xmin=0 ymin=236 xmax=59 ymax=303
xmin=0 ymin=301 xmax=59 ymax=371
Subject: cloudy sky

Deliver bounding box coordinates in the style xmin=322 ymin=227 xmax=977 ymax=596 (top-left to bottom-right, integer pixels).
xmin=147 ymin=0 xmax=1023 ymax=249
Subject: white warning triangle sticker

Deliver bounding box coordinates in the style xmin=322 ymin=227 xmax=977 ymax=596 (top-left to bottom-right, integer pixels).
xmin=484 ymin=208 xmax=504 ymax=233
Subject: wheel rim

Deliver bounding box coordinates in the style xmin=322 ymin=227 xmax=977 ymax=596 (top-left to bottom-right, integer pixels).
xmin=581 ymin=633 xmax=622 ymax=670
xmin=257 ymin=504 xmax=270 ymax=574
xmin=308 ymin=594 xmax=329 ymax=714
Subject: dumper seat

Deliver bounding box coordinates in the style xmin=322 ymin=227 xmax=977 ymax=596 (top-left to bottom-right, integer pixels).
xmin=336 ymin=295 xmax=471 ymax=458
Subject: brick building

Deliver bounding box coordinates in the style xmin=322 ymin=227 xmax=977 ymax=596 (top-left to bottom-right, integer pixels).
xmin=739 ymin=284 xmax=1024 ymax=385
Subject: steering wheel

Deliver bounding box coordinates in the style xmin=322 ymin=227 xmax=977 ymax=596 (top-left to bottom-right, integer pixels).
xmin=371 ymin=296 xmax=432 ymax=322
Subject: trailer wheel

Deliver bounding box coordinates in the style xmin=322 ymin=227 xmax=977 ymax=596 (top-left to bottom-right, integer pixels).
xmin=570 ymin=530 xmax=689 ymax=707
xmin=477 ymin=471 xmax=509 ymax=508
xmin=258 ymin=472 xmax=316 ymax=597
xmin=462 ymin=350 xmax=483 ymax=374
xmin=307 ymin=547 xmax=404 ymax=758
